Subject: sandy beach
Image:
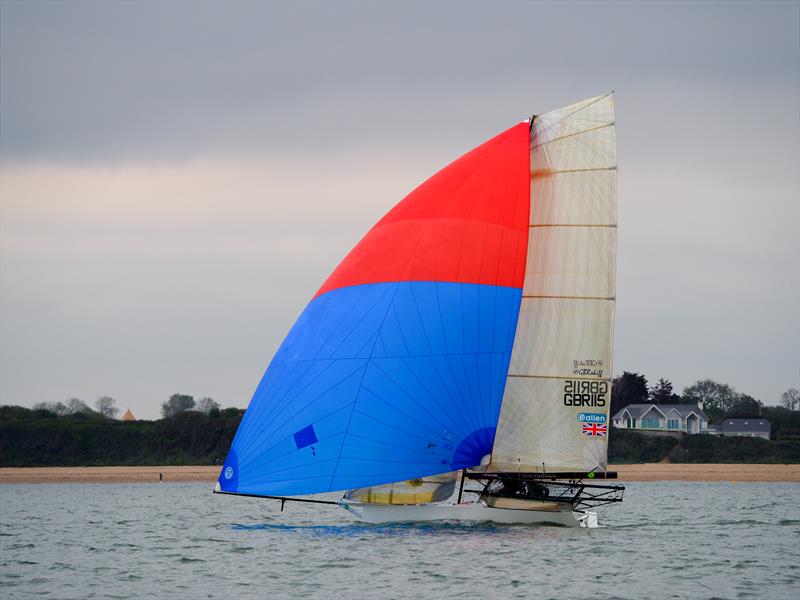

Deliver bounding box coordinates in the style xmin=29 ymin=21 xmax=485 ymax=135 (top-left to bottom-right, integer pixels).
xmin=609 ymin=463 xmax=800 ymax=482
xmin=1 ymin=463 xmax=798 ymax=484
xmin=0 ymin=465 xmax=221 ymax=485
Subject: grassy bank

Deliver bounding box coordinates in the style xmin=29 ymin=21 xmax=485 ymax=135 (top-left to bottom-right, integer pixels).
xmin=608 ymin=428 xmax=800 ymax=464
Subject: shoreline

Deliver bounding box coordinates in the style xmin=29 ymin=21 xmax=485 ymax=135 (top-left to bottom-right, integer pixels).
xmin=1 ymin=463 xmax=798 ymax=484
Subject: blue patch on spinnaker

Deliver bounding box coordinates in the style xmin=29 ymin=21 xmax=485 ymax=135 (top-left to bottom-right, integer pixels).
xmin=222 ymin=281 xmax=522 ymax=497
xmin=293 ymin=425 xmax=318 ymax=449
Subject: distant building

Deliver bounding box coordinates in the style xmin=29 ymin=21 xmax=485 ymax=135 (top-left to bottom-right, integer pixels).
xmin=121 ymin=409 xmax=136 ymax=421
xmin=708 ymin=418 xmax=770 ymax=440
xmin=612 ymin=404 xmax=709 ymax=434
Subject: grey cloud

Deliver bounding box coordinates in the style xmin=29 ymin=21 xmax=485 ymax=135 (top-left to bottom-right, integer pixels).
xmin=1 ymin=1 xmax=798 ymax=418
xmin=1 ymin=1 xmax=798 ymax=162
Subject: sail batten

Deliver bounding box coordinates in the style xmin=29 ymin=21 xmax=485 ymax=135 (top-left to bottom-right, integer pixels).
xmin=488 ymin=93 xmax=617 ymax=474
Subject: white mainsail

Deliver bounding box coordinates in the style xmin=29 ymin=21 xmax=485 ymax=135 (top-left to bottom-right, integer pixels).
xmin=488 ymin=93 xmax=617 ymax=473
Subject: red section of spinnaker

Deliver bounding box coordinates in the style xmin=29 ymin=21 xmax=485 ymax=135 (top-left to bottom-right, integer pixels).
xmin=315 ymin=122 xmax=530 ymax=298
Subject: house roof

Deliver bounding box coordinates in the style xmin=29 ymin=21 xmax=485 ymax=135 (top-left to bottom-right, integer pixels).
xmin=612 ymin=404 xmax=709 ymax=421
xmin=713 ymin=418 xmax=770 ymax=433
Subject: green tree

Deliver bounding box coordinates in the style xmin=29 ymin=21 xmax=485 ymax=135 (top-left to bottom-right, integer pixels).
xmin=95 ymin=396 xmax=118 ymax=419
xmin=221 ymin=407 xmax=244 ymax=418
xmin=726 ymin=394 xmax=764 ymax=418
xmin=648 ymin=378 xmax=675 ymax=404
xmin=161 ymin=394 xmax=195 ymax=418
xmin=33 ymin=401 xmax=69 ymax=416
xmin=682 ymin=380 xmax=739 ymax=421
xmin=196 ymin=397 xmax=220 ymax=415
xmin=65 ymin=398 xmax=93 ymax=415
xmin=611 ymin=372 xmax=648 ymax=415
xmin=762 ymin=406 xmax=800 ymax=439
xmin=0 ymin=405 xmax=34 ymax=421
xmin=781 ymin=388 xmax=799 ymax=411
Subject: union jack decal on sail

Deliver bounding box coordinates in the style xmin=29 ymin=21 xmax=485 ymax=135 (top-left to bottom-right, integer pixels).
xmin=582 ymin=423 xmax=608 ymax=437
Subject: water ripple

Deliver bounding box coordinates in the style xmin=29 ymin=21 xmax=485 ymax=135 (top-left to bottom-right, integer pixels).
xmin=1 ymin=481 xmax=798 ymax=600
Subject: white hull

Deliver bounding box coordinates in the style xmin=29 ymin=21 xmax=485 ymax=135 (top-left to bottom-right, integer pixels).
xmin=340 ymin=499 xmax=596 ymax=528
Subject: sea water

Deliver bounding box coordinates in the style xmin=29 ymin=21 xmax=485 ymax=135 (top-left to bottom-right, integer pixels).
xmin=1 ymin=481 xmax=798 ymax=599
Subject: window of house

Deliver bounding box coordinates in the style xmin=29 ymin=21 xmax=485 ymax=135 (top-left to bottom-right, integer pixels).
xmin=667 ymin=419 xmax=680 ymax=429
xmin=641 ymin=417 xmax=660 ymax=429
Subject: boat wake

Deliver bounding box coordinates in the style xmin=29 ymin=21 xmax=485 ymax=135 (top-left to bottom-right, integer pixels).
xmin=229 ymin=520 xmax=572 ymax=538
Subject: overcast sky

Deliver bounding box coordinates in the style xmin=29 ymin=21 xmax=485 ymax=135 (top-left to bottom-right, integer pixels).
xmin=1 ymin=1 xmax=798 ymax=419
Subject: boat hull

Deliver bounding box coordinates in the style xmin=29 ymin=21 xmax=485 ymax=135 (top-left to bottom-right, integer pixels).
xmin=340 ymin=500 xmax=592 ymax=527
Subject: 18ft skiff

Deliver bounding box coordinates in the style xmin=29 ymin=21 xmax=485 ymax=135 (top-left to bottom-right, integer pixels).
xmin=215 ymin=93 xmax=625 ymax=527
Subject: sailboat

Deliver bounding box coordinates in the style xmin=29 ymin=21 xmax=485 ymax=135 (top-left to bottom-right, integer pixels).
xmin=214 ymin=93 xmax=625 ymax=527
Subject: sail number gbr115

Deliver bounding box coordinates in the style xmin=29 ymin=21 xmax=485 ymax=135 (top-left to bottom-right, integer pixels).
xmin=563 ymin=380 xmax=608 ymax=407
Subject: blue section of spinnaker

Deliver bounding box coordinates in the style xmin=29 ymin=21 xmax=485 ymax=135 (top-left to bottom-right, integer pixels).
xmin=218 ymin=281 xmax=522 ymax=497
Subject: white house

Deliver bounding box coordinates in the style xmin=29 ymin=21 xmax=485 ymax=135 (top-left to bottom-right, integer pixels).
xmin=611 ymin=404 xmax=709 ymax=434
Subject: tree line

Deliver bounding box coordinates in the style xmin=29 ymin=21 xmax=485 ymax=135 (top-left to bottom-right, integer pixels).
xmin=611 ymin=373 xmax=800 ymax=439
xmin=0 ymin=408 xmax=243 ymax=467
xmin=24 ymin=394 xmax=245 ymax=421
xmin=160 ymin=394 xmax=224 ymax=418
xmin=2 ymin=405 xmax=797 ymax=467
xmin=15 ymin=378 xmax=800 ymax=427
xmin=31 ymin=396 xmax=119 ymax=419
xmin=2 ymin=379 xmax=799 ymax=467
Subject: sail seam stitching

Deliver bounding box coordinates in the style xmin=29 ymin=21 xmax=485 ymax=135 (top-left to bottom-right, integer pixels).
xmin=326 ymin=284 xmax=400 ymax=492
xmin=529 ymin=92 xmax=613 ymax=142
xmin=507 ymin=374 xmax=612 ymax=382
xmin=530 ymin=122 xmax=614 ymax=149
xmin=554 ymin=91 xmax=613 ymax=124
xmin=531 ymin=166 xmax=616 ymax=177
xmin=529 ymin=224 xmax=616 ymax=228
xmin=328 ymin=216 xmax=434 ymax=490
xmin=522 ymin=295 xmax=615 ymax=300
